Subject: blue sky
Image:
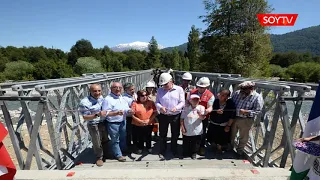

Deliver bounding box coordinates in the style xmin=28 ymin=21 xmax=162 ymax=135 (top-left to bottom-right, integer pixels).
xmin=0 ymin=0 xmax=319 ymax=52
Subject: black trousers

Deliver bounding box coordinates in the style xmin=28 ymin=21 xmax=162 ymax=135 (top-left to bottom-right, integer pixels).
xmin=126 ymin=117 xmax=137 ymax=147
xmin=135 ymin=125 xmax=153 ymax=149
xmin=183 ymin=135 xmax=201 ymax=156
xmin=158 ymin=113 xmax=180 ymax=155
xmin=207 ymin=123 xmax=231 ymax=146
xmin=200 ymin=119 xmax=209 ymax=147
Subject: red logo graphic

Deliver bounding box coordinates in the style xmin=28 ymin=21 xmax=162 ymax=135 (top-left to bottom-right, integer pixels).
xmin=256 ymin=14 xmax=298 ymax=26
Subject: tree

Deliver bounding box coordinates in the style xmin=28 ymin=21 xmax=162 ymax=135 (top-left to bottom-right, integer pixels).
xmin=187 ymin=25 xmax=201 ymax=71
xmin=171 ymin=48 xmax=180 ymax=70
xmin=3 ymin=61 xmax=35 ymax=81
xmin=200 ymin=0 xmax=273 ymax=77
xmin=145 ymin=36 xmax=161 ymax=68
xmin=68 ymin=39 xmax=95 ymax=66
xmin=182 ymin=57 xmax=190 ymax=71
xmin=74 ymin=57 xmax=105 ymax=75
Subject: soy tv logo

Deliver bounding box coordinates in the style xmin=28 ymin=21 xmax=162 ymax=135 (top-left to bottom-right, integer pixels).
xmin=256 ymin=14 xmax=298 ymax=26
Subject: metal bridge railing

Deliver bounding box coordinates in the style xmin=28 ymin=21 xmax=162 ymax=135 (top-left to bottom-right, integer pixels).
xmin=0 ymin=70 xmax=152 ymax=170
xmin=0 ymin=69 xmax=318 ymax=170
xmin=174 ymin=70 xmax=318 ymax=168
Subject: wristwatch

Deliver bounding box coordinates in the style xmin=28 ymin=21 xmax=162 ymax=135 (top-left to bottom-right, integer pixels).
xmin=95 ymin=113 xmax=100 ymax=117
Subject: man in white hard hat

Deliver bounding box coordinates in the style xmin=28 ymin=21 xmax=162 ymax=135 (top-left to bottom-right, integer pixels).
xmin=230 ymin=81 xmax=264 ymax=159
xmin=190 ymin=77 xmax=215 ymax=156
xmin=156 ymin=73 xmax=185 ymax=160
xmin=180 ymin=72 xmax=195 ymax=100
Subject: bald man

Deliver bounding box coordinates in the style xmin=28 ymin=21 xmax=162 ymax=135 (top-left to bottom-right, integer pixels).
xmin=79 ymin=84 xmax=108 ymax=167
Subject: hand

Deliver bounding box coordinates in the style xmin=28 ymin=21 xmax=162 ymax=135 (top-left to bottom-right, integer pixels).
xmin=205 ymin=109 xmax=211 ymax=115
xmin=199 ymin=115 xmax=206 ymax=120
xmin=217 ymin=109 xmax=223 ymax=114
xmin=224 ymin=126 xmax=230 ymax=132
xmin=160 ymin=107 xmax=167 ymax=114
xmin=181 ymin=125 xmax=186 ymax=134
xmin=127 ymin=109 xmax=134 ymax=115
xmin=240 ymin=109 xmax=248 ymax=115
xmin=99 ymin=111 xmax=107 ymax=117
xmin=117 ymin=110 xmax=124 ymax=115
xmin=171 ymin=107 xmax=177 ymax=113
xmin=297 ymin=137 xmax=313 ymax=142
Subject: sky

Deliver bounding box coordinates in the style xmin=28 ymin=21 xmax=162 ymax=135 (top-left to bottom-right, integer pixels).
xmin=0 ymin=0 xmax=320 ymax=52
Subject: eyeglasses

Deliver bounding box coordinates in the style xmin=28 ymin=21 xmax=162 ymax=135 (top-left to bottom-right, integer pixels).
xmin=112 ymin=86 xmax=123 ymax=90
xmin=140 ymin=94 xmax=148 ymax=97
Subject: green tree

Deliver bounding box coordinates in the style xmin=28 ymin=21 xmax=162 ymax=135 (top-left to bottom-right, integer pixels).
xmin=74 ymin=57 xmax=105 ymax=75
xmin=3 ymin=61 xmax=35 ymax=81
xmin=171 ymin=48 xmax=180 ymax=70
xmin=68 ymin=39 xmax=95 ymax=66
xmin=187 ymin=25 xmax=200 ymax=71
xmin=146 ymin=36 xmax=161 ymax=68
xmin=200 ymin=0 xmax=273 ymax=77
xmin=0 ymin=52 xmax=9 ymax=71
xmin=286 ymin=62 xmax=320 ymax=82
xmin=182 ymin=57 xmax=190 ymax=71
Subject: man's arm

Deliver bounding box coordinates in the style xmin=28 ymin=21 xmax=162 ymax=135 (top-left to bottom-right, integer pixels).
xmin=175 ymin=88 xmax=186 ymax=110
xmin=101 ymin=98 xmax=122 ymax=117
xmin=248 ymin=94 xmax=264 ymax=117
xmin=79 ymin=100 xmax=98 ymax=121
xmin=155 ymin=89 xmax=163 ymax=110
xmin=205 ymin=95 xmax=215 ymax=115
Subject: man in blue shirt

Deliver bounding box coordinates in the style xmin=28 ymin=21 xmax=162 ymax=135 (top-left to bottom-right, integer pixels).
xmin=79 ymin=84 xmax=108 ymax=167
xmin=101 ymin=82 xmax=134 ymax=162
xmin=123 ymin=82 xmax=137 ymax=149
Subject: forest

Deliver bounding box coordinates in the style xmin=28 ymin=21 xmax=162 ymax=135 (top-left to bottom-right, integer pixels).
xmin=1 ymin=0 xmax=320 ymax=83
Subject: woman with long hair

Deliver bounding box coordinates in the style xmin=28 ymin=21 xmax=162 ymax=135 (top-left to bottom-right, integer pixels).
xmin=131 ymin=90 xmax=158 ymax=154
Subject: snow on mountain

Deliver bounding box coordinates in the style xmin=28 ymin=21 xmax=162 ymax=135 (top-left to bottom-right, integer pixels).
xmin=111 ymin=41 xmax=165 ymax=52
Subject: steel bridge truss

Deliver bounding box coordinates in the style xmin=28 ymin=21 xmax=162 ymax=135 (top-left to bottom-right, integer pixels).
xmin=0 ymin=69 xmax=318 ymax=170
xmin=175 ymin=71 xmax=318 ymax=168
xmin=0 ymin=70 xmax=152 ymax=170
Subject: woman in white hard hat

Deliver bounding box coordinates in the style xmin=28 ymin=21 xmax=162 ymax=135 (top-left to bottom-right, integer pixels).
xmin=156 ymin=72 xmax=185 ymax=160
xmin=146 ymin=81 xmax=157 ymax=102
xmin=190 ymin=77 xmax=215 ymax=156
xmin=180 ymin=72 xmax=195 ymax=100
xmin=145 ymin=81 xmax=159 ymax=140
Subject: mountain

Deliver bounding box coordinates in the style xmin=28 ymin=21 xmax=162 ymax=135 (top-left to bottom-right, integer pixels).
xmin=111 ymin=41 xmax=165 ymax=52
xmin=270 ymin=25 xmax=320 ymax=55
xmin=161 ymin=43 xmax=188 ymax=52
xmin=161 ymin=25 xmax=320 ymax=55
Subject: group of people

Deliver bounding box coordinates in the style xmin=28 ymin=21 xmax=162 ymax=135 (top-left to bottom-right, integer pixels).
xmin=79 ymin=71 xmax=264 ymax=167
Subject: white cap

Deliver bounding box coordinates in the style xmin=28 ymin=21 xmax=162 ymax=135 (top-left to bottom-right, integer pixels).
xmin=238 ymin=81 xmax=255 ymax=88
xmin=159 ymin=73 xmax=172 ymax=85
xmin=146 ymin=81 xmax=156 ymax=88
xmin=182 ymin=72 xmax=192 ymax=80
xmin=190 ymin=94 xmax=200 ymax=100
xmin=196 ymin=77 xmax=210 ymax=87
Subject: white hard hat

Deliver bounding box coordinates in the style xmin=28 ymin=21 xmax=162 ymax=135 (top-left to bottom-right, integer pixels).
xmin=146 ymin=81 xmax=156 ymax=88
xmin=159 ymin=73 xmax=172 ymax=85
xmin=182 ymin=72 xmax=192 ymax=80
xmin=196 ymin=77 xmax=210 ymax=87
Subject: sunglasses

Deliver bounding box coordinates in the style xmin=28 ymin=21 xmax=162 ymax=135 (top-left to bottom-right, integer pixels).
xmin=139 ymin=94 xmax=148 ymax=97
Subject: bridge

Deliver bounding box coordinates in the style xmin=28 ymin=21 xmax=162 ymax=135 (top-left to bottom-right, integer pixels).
xmin=0 ymin=69 xmax=318 ymax=179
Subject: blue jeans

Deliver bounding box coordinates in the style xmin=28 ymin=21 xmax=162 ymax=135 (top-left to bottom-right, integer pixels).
xmin=106 ymin=120 xmax=127 ymax=158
